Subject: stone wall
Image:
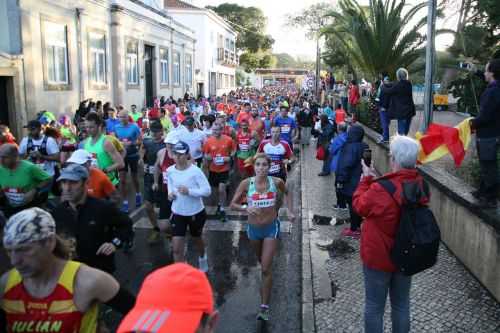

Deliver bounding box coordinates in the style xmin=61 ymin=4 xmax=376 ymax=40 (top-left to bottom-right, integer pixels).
xmin=360 ymin=123 xmax=500 ymax=302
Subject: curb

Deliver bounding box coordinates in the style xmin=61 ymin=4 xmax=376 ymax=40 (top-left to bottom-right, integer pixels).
xmin=300 ymin=146 xmax=316 ymax=333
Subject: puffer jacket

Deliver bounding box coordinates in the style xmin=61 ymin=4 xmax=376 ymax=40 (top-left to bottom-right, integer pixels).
xmin=353 ymin=169 xmax=429 ymax=272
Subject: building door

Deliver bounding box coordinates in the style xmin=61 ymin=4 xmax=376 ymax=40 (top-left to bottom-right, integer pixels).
xmin=0 ymin=77 xmax=10 ymax=127
xmin=197 ymin=83 xmax=204 ymax=98
xmin=209 ymin=72 xmax=216 ymax=97
xmin=144 ymin=45 xmax=155 ymax=107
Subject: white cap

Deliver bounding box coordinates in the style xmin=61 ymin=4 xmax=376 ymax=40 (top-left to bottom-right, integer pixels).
xmin=164 ymin=131 xmax=179 ymax=145
xmin=67 ymin=149 xmax=92 ymax=165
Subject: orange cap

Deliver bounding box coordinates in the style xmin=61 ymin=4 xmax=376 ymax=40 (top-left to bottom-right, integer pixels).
xmin=117 ymin=263 xmax=214 ymax=333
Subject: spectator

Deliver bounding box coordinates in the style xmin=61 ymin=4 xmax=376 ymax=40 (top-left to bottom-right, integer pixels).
xmin=297 ymin=101 xmax=314 ymax=146
xmin=317 ymin=114 xmax=336 ymax=176
xmin=329 ymin=122 xmax=349 ymax=214
xmin=383 ymin=68 xmax=415 ymax=136
xmin=377 ymin=75 xmax=392 ymax=143
xmin=336 ymin=124 xmax=368 ymax=238
xmin=118 ymin=263 xmax=218 ymax=333
xmin=334 ymin=103 xmax=346 ymax=124
xmin=0 ymin=125 xmax=16 ymax=146
xmin=353 ymin=135 xmax=427 ymax=333
xmin=470 ymin=58 xmax=500 ymax=208
xmin=348 ymin=80 xmax=360 ymax=121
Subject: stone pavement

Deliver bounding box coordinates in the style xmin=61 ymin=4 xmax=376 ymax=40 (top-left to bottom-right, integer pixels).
xmin=300 ymin=142 xmax=500 ymax=332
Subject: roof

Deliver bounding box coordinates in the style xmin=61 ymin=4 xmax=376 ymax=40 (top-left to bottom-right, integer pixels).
xmin=165 ymin=0 xmax=200 ymax=9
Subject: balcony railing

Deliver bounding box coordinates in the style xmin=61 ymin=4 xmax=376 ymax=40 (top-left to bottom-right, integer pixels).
xmin=217 ymin=47 xmax=238 ymax=67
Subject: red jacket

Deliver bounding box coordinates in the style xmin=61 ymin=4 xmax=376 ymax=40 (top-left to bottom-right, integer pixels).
xmin=348 ymin=85 xmax=360 ymax=105
xmin=353 ymin=169 xmax=429 ymax=272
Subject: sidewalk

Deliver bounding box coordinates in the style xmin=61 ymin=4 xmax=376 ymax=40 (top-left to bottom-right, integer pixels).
xmin=300 ymin=143 xmax=500 ymax=332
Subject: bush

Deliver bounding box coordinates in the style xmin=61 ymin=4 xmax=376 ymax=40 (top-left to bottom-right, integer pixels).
xmin=356 ymin=97 xmax=382 ymax=134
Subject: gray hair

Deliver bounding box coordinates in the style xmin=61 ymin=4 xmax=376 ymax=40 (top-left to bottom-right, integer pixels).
xmin=389 ymin=135 xmax=419 ymax=169
xmin=337 ymin=122 xmax=348 ymax=133
xmin=396 ymin=68 xmax=409 ymax=81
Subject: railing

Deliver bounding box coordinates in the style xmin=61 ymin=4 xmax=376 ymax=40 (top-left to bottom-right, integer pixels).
xmin=217 ymin=47 xmax=238 ymax=67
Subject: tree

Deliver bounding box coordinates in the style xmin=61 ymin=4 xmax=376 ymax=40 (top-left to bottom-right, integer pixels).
xmin=273 ymin=53 xmax=297 ymax=68
xmin=286 ymin=3 xmax=335 ymax=40
xmin=321 ymin=0 xmax=428 ymax=80
xmin=207 ymin=3 xmax=275 ymax=72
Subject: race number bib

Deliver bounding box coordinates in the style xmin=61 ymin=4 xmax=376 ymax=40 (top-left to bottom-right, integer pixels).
xmin=281 ymin=125 xmax=291 ymax=133
xmin=4 ymin=188 xmax=26 ymax=207
xmin=249 ymin=192 xmax=276 ymax=208
xmin=214 ymin=155 xmax=225 ymax=166
xmin=239 ymin=143 xmax=249 ymax=152
xmin=269 ymin=163 xmax=280 ymax=174
xmin=144 ymin=165 xmax=155 ymax=174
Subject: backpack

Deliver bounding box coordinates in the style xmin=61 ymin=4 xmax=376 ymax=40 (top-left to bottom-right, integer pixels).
xmin=27 ymin=136 xmax=48 ymax=156
xmin=378 ymin=179 xmax=441 ymax=276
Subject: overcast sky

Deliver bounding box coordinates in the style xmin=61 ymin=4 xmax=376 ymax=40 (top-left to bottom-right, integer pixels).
xmin=194 ymin=0 xmax=457 ymax=60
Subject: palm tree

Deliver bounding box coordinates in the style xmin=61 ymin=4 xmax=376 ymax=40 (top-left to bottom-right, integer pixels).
xmin=322 ymin=0 xmax=427 ymax=80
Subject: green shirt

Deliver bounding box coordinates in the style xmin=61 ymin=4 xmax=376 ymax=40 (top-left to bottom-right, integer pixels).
xmin=84 ymin=135 xmax=119 ymax=185
xmin=131 ymin=112 xmax=142 ymax=122
xmin=0 ymin=160 xmax=51 ymax=207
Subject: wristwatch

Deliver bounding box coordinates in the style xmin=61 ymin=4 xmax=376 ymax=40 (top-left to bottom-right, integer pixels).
xmin=111 ymin=238 xmax=122 ymax=248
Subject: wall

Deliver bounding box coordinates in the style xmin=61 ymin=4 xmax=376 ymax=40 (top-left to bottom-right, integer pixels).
xmin=360 ymin=123 xmax=500 ymax=302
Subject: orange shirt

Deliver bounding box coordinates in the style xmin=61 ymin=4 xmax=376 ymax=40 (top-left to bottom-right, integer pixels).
xmin=237 ymin=111 xmax=251 ymax=124
xmin=87 ymin=167 xmax=115 ymax=199
xmin=335 ymin=109 xmax=346 ymax=123
xmin=249 ymin=117 xmax=264 ymax=140
xmin=203 ymin=135 xmax=236 ymax=173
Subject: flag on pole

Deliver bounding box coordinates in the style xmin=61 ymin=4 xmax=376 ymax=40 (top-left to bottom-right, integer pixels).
xmin=416 ymin=118 xmax=472 ymax=167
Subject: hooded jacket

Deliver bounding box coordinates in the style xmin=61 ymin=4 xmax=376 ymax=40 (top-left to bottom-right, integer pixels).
xmin=335 ymin=125 xmax=368 ymax=196
xmin=383 ymin=80 xmax=415 ymax=119
xmin=329 ymin=131 xmax=348 ymax=173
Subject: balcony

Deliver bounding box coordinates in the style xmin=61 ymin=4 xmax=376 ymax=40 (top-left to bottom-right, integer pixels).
xmin=217 ymin=47 xmax=238 ymax=67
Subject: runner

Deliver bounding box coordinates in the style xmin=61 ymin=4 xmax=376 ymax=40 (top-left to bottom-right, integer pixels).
xmin=258 ymin=126 xmax=294 ymax=182
xmin=179 ymin=116 xmax=206 ymax=166
xmin=230 ymin=153 xmax=293 ymax=321
xmin=0 ymin=207 xmax=135 ymax=333
xmin=249 ymin=106 xmax=265 ymax=141
xmin=130 ymin=104 xmax=142 ymax=123
xmin=141 ymin=121 xmax=167 ymax=243
xmin=83 ymin=112 xmax=124 ymax=186
xmin=167 ymin=141 xmax=211 ymax=271
xmin=272 ymin=104 xmax=297 ymax=149
xmin=202 ymin=123 xmax=236 ymax=222
xmin=235 ymin=119 xmax=257 ymax=178
xmin=114 ymin=110 xmax=142 ymax=213
xmin=105 ymin=107 xmax=120 ymax=135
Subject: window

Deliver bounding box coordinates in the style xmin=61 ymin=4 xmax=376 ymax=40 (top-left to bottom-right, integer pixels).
xmin=173 ymin=51 xmax=181 ymax=85
xmin=230 ymin=40 xmax=235 ymax=52
xmin=230 ymin=75 xmax=235 ymax=87
xmin=126 ymin=39 xmax=139 ymax=85
xmin=160 ymin=48 xmax=169 ymax=85
xmin=89 ymin=32 xmax=106 ymax=84
xmin=44 ymin=21 xmax=69 ymax=85
xmin=185 ymin=54 xmax=192 ymax=88
xmin=217 ymin=73 xmax=222 ymax=89
xmin=225 ymin=38 xmax=230 ymax=49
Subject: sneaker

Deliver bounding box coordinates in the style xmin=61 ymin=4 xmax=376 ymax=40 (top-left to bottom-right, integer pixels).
xmin=199 ymin=254 xmax=208 ymax=273
xmin=219 ymin=210 xmax=227 ymax=223
xmin=147 ymin=230 xmax=161 ymax=244
xmin=121 ymin=201 xmax=129 ymax=214
xmin=256 ymin=306 xmax=270 ymax=321
xmin=341 ymin=227 xmax=361 ymax=239
xmin=135 ymin=193 xmax=142 ymax=208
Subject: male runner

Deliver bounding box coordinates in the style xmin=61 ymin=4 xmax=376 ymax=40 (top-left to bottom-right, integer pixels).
xmin=272 ymin=104 xmax=297 ymax=149
xmin=0 ymin=207 xmax=135 ymax=332
xmin=202 ymin=123 xmax=236 ymax=222
xmin=235 ymin=119 xmax=257 ymax=178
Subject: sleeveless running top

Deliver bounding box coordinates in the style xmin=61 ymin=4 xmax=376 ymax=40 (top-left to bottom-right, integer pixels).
xmin=160 ymin=150 xmax=175 ymax=190
xmin=236 ymin=130 xmax=253 ymax=160
xmin=84 ymin=135 xmax=118 ymax=185
xmin=247 ymin=176 xmax=277 ymax=208
xmin=2 ymin=261 xmax=98 ymax=333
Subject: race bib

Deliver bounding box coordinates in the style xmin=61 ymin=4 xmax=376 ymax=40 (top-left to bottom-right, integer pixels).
xmin=214 ymin=156 xmax=225 ymax=166
xmin=269 ymin=163 xmax=280 ymax=174
xmin=281 ymin=125 xmax=291 ymax=133
xmin=4 ymin=188 xmax=26 ymax=207
xmin=249 ymin=192 xmax=276 ymax=208
xmin=239 ymin=143 xmax=249 ymax=152
xmin=162 ymin=171 xmax=168 ymax=185
xmin=144 ymin=165 xmax=155 ymax=174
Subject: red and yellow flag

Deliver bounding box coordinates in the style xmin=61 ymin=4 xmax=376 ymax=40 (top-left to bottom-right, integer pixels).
xmin=416 ymin=118 xmax=472 ymax=167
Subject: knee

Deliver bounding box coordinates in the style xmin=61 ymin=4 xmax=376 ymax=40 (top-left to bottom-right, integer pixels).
xmin=261 ymin=266 xmax=272 ymax=278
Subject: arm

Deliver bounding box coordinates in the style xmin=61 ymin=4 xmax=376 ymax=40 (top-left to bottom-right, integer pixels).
xmin=153 ymin=149 xmax=166 ymax=190
xmin=275 ymin=177 xmax=294 ymax=220
xmin=103 ymin=203 xmax=133 ymax=248
xmin=471 ymin=90 xmax=499 ymax=129
xmin=103 ymin=139 xmax=125 ymax=172
xmin=186 ymin=168 xmax=211 ymax=198
xmin=230 ymin=179 xmax=249 ymax=211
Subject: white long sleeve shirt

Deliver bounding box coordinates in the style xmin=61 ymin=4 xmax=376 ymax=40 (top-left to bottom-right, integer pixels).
xmin=166 ymin=164 xmax=211 ymax=216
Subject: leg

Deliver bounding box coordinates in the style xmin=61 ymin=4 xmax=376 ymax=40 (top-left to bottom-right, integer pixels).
xmin=144 ymin=201 xmax=158 ymax=228
xmin=218 ymin=183 xmax=227 ymax=207
xmin=404 ymin=117 xmax=412 ymax=135
xmin=379 ymin=110 xmax=389 ymax=141
xmin=322 ymin=148 xmax=332 ymax=174
xmin=389 ymin=272 xmax=412 ymax=333
xmin=345 ymin=196 xmax=361 ymax=231
xmin=480 ymin=159 xmax=499 ymax=200
xmin=119 ymin=170 xmax=127 ymax=200
xmin=363 ymin=265 xmax=390 ymax=333
xmin=171 ymin=236 xmax=186 ymax=262
xmin=260 ymin=238 xmax=279 ymax=305
xmin=397 ymin=119 xmax=407 ymax=136
xmin=189 ymin=210 xmax=207 ymax=259
xmin=170 ymin=214 xmax=188 ymax=262
xmin=250 ymin=239 xmax=264 ymax=263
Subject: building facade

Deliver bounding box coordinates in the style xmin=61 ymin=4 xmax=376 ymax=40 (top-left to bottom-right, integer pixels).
xmin=0 ymin=0 xmax=195 ymax=138
xmin=166 ymin=0 xmax=237 ymax=98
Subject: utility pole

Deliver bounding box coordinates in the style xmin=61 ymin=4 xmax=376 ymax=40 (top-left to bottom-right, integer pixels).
xmin=421 ymin=0 xmax=437 ymax=133
xmin=315 ymin=37 xmax=321 ymax=99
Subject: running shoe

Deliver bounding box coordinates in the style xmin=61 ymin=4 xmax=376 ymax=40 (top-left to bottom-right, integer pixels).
xmin=199 ymin=254 xmax=209 ymax=273
xmin=121 ymin=201 xmax=129 ymax=214
xmin=147 ymin=230 xmax=161 ymax=244
xmin=135 ymin=193 xmax=142 ymax=208
xmin=256 ymin=306 xmax=270 ymax=321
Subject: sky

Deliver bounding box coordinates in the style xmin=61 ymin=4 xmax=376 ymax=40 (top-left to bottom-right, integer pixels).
xmin=194 ymin=0 xmax=457 ymax=60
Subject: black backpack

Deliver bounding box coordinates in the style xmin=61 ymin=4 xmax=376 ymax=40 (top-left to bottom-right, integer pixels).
xmin=378 ymin=179 xmax=441 ymax=276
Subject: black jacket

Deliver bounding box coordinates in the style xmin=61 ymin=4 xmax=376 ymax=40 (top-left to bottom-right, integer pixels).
xmin=297 ymin=109 xmax=314 ymax=127
xmin=51 ymin=196 xmax=133 ymax=273
xmin=383 ymin=80 xmax=415 ymax=119
xmin=471 ymin=80 xmax=500 ymax=138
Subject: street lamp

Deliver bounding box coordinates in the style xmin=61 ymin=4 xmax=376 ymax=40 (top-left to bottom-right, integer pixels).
xmin=421 ymin=0 xmax=437 ymax=133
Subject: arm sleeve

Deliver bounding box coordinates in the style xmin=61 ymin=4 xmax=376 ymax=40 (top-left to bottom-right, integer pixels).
xmin=30 ymin=163 xmax=52 ymax=183
xmin=188 ymin=168 xmax=212 ymax=198
xmin=167 ymin=169 xmax=174 ymax=196
xmin=471 ymin=90 xmax=498 ymax=129
xmin=381 ymin=82 xmax=401 ymax=96
xmin=106 ymin=204 xmax=133 ymax=244
xmin=352 ymin=176 xmax=375 ymax=217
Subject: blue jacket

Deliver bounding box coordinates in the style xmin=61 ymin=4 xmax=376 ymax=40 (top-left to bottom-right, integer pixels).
xmin=329 ymin=132 xmax=348 ymax=173
xmin=335 ymin=125 xmax=369 ymax=196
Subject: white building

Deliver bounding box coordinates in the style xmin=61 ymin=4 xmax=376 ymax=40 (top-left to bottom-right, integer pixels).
xmin=0 ymin=0 xmax=195 ymax=138
xmin=166 ymin=0 xmax=238 ymax=97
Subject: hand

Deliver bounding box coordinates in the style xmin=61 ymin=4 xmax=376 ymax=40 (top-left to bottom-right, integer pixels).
xmin=96 ymin=243 xmax=116 ymax=256
xmin=24 ymin=188 xmax=38 ymax=203
xmin=30 ymin=150 xmax=42 ymax=159
xmin=177 ymin=186 xmax=189 ymax=195
xmin=168 ymin=192 xmax=177 ymax=201
xmin=361 ymin=159 xmax=377 ymax=177
xmin=152 ymin=183 xmax=158 ymax=191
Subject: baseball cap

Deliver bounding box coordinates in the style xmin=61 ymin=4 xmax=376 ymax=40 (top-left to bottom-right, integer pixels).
xmin=66 ymin=149 xmax=92 ymax=165
xmin=3 ymin=208 xmax=56 ymax=247
xmin=57 ymin=164 xmax=89 ymax=182
xmin=23 ymin=120 xmax=41 ymax=129
xmin=184 ymin=117 xmax=195 ymax=126
xmin=172 ymin=141 xmax=190 ymax=155
xmin=117 ymin=263 xmax=214 ymax=333
xmin=164 ymin=131 xmax=178 ymax=145
xmin=150 ymin=120 xmax=163 ymax=132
